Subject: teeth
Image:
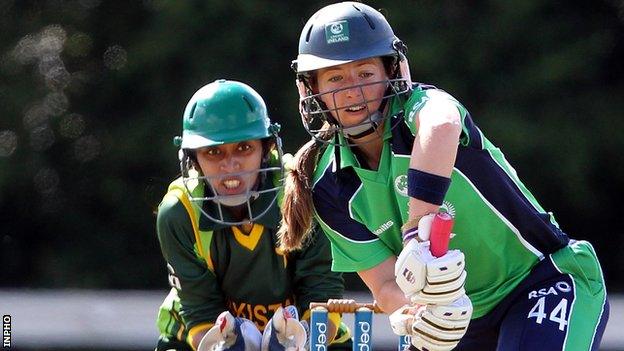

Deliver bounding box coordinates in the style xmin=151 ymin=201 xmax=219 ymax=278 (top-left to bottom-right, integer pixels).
xmin=346 ymin=105 xmax=365 ymax=112
xmin=223 ymin=179 xmax=240 ymax=189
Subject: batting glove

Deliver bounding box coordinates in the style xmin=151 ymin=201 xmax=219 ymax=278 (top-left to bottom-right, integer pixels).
xmin=395 ymin=215 xmax=467 ymax=306
xmin=389 ymin=295 xmax=472 ymax=351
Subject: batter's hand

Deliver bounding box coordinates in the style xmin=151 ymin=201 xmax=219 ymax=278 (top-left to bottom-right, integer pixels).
xmin=395 ymin=238 xmax=467 ymax=305
xmin=389 ymin=295 xmax=472 ymax=351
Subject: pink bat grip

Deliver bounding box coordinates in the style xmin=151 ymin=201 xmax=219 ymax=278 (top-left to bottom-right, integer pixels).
xmin=430 ymin=212 xmax=453 ymax=257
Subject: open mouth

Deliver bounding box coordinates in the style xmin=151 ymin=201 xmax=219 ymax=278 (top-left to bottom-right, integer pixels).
xmin=219 ymin=177 xmax=246 ymax=195
xmin=223 ymin=179 xmax=241 ymax=189
xmin=345 ymin=104 xmax=366 ymax=112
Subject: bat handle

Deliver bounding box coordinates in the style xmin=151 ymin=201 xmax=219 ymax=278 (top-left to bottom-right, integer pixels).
xmin=430 ymin=212 xmax=453 ymax=257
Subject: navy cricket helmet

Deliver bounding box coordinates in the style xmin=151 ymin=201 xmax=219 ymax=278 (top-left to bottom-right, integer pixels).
xmin=292 ymin=2 xmax=411 ymax=144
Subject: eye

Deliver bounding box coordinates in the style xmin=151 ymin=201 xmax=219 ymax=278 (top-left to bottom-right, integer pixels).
xmin=237 ymin=143 xmax=253 ymax=152
xmin=359 ymin=71 xmax=375 ymax=79
xmin=328 ymin=75 xmax=342 ymax=83
xmin=205 ymin=147 xmax=221 ymax=156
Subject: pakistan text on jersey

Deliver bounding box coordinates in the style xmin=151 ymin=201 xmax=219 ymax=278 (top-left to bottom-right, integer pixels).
xmin=227 ymin=298 xmax=293 ymax=330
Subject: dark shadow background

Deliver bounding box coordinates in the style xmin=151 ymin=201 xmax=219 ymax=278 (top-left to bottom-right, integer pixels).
xmin=1 ymin=0 xmax=623 ymax=293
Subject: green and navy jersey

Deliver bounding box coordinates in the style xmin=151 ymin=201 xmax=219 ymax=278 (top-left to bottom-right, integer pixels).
xmin=311 ymin=83 xmax=569 ymax=318
xmin=156 ymin=168 xmax=345 ymax=341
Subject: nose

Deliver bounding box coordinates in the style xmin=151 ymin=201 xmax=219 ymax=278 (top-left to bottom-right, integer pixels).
xmin=345 ymin=84 xmax=363 ymax=99
xmin=219 ymin=155 xmax=240 ymax=172
xmin=342 ymin=74 xmax=363 ymax=99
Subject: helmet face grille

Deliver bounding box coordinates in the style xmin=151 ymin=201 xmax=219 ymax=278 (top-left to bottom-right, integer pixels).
xmin=179 ymin=142 xmax=285 ymax=226
xmin=299 ymin=77 xmax=411 ymax=146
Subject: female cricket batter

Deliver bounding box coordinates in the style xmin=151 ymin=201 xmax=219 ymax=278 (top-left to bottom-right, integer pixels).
xmin=279 ymin=2 xmax=609 ymax=350
xmin=155 ymin=80 xmax=350 ymax=351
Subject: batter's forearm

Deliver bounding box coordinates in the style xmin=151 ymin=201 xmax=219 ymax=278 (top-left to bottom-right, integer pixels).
xmin=372 ymin=280 xmax=410 ymax=313
xmin=408 ymin=99 xmax=461 ymax=220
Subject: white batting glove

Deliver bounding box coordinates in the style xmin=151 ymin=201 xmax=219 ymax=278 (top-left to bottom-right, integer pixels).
xmin=389 ymin=295 xmax=472 ymax=351
xmin=395 ymin=217 xmax=467 ymax=305
xmin=261 ymin=306 xmax=307 ymax=351
xmin=198 ymin=311 xmax=262 ymax=351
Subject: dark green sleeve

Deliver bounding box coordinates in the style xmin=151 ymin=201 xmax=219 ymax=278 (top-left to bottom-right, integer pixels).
xmin=291 ymin=223 xmax=345 ymax=314
xmin=156 ymin=195 xmax=226 ymax=329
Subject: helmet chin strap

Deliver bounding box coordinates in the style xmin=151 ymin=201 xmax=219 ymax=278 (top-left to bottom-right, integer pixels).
xmin=210 ymin=175 xmax=262 ymax=208
xmin=212 ymin=192 xmax=259 ymax=207
xmin=342 ymin=90 xmax=391 ymax=139
xmin=342 ymin=111 xmax=383 ymax=139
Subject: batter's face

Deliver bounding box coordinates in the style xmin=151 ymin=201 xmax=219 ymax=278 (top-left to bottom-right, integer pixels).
xmin=195 ymin=140 xmax=263 ymax=196
xmin=315 ymin=57 xmax=388 ymax=128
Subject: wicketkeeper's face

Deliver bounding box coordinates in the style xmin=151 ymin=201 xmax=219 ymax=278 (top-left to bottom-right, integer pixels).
xmin=194 ymin=139 xmax=263 ymax=196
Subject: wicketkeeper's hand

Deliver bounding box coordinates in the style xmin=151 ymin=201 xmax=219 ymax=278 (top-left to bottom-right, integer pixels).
xmin=198 ymin=311 xmax=262 ymax=351
xmin=389 ymin=295 xmax=472 ymax=351
xmin=261 ymin=305 xmax=307 ymax=351
xmin=395 ymin=214 xmax=467 ymax=305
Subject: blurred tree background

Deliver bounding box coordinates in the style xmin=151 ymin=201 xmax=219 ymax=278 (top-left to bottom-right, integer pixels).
xmin=0 ymin=0 xmax=622 ymax=292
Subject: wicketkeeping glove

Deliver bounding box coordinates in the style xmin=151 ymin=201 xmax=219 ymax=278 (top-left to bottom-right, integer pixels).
xmin=261 ymin=305 xmax=307 ymax=351
xmin=198 ymin=311 xmax=262 ymax=351
xmin=389 ymin=295 xmax=472 ymax=351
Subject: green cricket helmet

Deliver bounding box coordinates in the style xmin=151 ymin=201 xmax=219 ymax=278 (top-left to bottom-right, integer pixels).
xmin=291 ymin=2 xmax=411 ymax=145
xmin=175 ymin=79 xmax=284 ymax=225
xmin=180 ymin=79 xmax=275 ymax=148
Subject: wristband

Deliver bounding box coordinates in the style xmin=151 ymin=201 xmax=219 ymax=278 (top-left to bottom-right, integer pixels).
xmin=401 ymin=214 xmax=425 ymax=242
xmin=407 ymin=168 xmax=451 ymax=206
xmin=402 ymin=227 xmax=419 ymax=243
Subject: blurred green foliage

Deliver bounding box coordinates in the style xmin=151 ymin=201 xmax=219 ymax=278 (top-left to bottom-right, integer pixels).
xmin=0 ymin=0 xmax=623 ymax=290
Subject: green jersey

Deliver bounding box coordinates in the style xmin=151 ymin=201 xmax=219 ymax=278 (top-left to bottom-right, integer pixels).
xmin=312 ymin=83 xmax=569 ymax=318
xmin=156 ymin=166 xmax=345 ymax=342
